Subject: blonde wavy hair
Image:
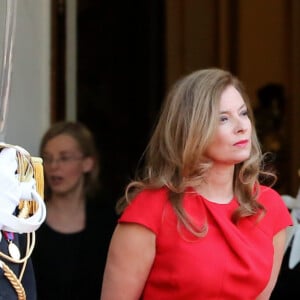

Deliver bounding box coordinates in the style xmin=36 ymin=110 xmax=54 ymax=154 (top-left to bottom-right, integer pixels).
xmin=117 ymin=68 xmax=276 ymax=236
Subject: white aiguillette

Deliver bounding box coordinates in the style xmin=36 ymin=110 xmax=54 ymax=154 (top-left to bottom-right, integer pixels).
xmin=2 ymin=230 xmax=21 ymax=260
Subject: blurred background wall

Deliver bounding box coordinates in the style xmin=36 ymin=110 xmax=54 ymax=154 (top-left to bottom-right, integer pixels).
xmin=2 ymin=0 xmax=300 ymax=204
xmin=1 ymin=0 xmax=51 ymax=155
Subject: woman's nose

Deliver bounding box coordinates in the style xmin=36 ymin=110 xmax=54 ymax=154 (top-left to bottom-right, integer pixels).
xmin=235 ymin=118 xmax=248 ymax=134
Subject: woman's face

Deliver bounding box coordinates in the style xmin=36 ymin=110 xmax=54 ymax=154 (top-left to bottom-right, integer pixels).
xmin=205 ymin=85 xmax=252 ymax=166
xmin=42 ymin=134 xmax=93 ymax=196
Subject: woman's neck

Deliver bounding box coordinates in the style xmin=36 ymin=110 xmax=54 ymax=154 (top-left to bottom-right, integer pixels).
xmin=48 ymin=190 xmax=85 ymax=210
xmin=195 ymin=165 xmax=234 ymax=204
xmin=46 ymin=190 xmax=86 ymax=233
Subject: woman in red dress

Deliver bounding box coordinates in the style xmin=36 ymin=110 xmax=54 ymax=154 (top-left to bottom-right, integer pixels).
xmin=101 ymin=68 xmax=292 ymax=300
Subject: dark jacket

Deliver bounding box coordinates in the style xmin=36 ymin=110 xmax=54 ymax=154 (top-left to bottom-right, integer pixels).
xmin=32 ymin=195 xmax=116 ymax=300
xmin=0 ymin=233 xmax=37 ymax=300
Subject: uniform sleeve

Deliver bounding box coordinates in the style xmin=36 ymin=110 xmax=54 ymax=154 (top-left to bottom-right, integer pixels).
xmin=118 ymin=188 xmax=168 ymax=235
xmin=259 ymin=186 xmax=293 ymax=235
xmin=22 ymin=258 xmax=37 ymax=300
xmin=19 ymin=234 xmax=37 ymax=300
xmin=0 ymin=234 xmax=37 ymax=300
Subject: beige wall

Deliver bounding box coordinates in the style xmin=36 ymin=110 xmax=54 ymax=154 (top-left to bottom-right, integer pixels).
xmin=3 ymin=0 xmax=51 ymax=156
xmin=289 ymin=0 xmax=300 ymax=195
xmin=237 ymin=0 xmax=288 ymax=107
xmin=165 ymin=0 xmax=218 ymax=88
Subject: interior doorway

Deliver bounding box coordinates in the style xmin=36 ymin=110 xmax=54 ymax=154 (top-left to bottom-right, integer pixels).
xmin=76 ymin=1 xmax=165 ymax=203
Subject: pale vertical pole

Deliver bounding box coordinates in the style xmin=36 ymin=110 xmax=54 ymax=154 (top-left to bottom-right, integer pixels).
xmin=65 ymin=0 xmax=77 ymax=121
xmin=0 ymin=0 xmax=17 ymax=141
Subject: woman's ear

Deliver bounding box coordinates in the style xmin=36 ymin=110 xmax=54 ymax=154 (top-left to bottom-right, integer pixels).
xmin=82 ymin=156 xmax=94 ymax=173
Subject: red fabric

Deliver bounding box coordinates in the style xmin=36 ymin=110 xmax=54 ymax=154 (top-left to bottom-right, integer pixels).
xmin=119 ymin=185 xmax=292 ymax=300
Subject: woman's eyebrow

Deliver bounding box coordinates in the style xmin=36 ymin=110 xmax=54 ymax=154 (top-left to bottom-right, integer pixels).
xmin=220 ymin=103 xmax=246 ymax=114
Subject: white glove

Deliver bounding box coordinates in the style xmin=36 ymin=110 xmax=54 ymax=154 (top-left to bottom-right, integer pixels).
xmin=0 ymin=145 xmax=46 ymax=240
xmin=0 ymin=148 xmax=21 ymax=221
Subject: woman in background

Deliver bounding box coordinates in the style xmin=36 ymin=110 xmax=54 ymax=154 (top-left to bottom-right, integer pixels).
xmin=32 ymin=121 xmax=116 ymax=300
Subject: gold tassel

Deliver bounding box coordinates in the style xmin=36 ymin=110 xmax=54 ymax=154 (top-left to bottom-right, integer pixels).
xmin=30 ymin=157 xmax=44 ymax=214
xmin=18 ymin=154 xmax=44 ymax=217
xmin=31 ymin=157 xmax=44 ymax=199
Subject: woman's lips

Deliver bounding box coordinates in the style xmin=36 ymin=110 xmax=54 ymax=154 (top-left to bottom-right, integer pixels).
xmin=49 ymin=175 xmax=63 ymax=186
xmin=234 ymin=139 xmax=249 ymax=147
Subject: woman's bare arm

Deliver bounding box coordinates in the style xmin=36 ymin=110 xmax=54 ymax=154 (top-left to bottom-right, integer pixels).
xmin=256 ymin=228 xmax=287 ymax=300
xmin=101 ymin=223 xmax=156 ymax=300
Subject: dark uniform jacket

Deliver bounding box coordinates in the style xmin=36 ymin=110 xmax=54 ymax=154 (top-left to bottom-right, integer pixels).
xmin=0 ymin=233 xmax=37 ymax=300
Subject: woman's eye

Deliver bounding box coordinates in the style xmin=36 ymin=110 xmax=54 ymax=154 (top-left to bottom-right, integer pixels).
xmin=241 ymin=110 xmax=249 ymax=117
xmin=42 ymin=156 xmax=52 ymax=164
xmin=220 ymin=116 xmax=228 ymax=122
xmin=60 ymin=156 xmax=71 ymax=162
